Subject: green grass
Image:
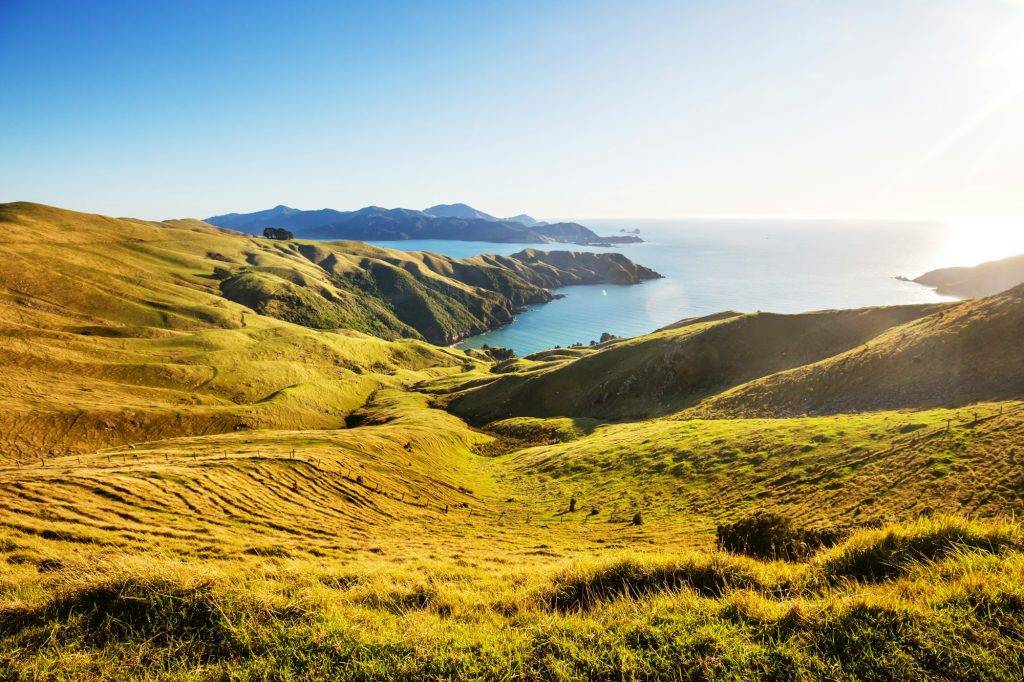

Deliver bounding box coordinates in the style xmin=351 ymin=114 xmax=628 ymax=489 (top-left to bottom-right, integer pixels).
xmin=4 ymin=518 xmax=1024 ymax=679
xmin=2 ymin=201 xmax=1024 ymax=678
xmin=443 ymin=304 xmax=952 ymax=422
xmin=489 ymin=404 xmax=1024 ymax=535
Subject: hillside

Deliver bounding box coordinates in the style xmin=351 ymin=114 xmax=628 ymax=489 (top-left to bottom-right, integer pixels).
xmin=3 ymin=201 xmax=1024 ymax=679
xmin=696 ymin=283 xmax=1024 ymax=416
xmin=0 ymin=202 xmax=657 ymax=458
xmin=443 ymin=302 xmax=950 ymax=422
xmin=206 ymin=203 xmax=641 ymax=245
xmin=913 ymin=251 xmax=1024 ymax=298
xmin=216 ymin=241 xmax=660 ymax=345
xmin=443 ymin=283 xmax=1024 ymax=424
xmin=1 ymin=202 xmax=656 ymax=347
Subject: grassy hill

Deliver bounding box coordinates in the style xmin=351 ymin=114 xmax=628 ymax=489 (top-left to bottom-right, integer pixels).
xmin=443 ymin=302 xmax=951 ymax=422
xmin=3 ymin=202 xmax=1024 ymax=679
xmin=4 ymin=409 xmax=1024 ymax=677
xmin=0 ymin=202 xmax=659 ymax=459
xmin=443 ymin=284 xmax=1024 ymax=423
xmin=0 ymin=203 xmax=464 ymax=459
xmin=0 ymin=202 xmax=656 ymax=346
xmin=695 ymin=284 xmax=1024 ymax=417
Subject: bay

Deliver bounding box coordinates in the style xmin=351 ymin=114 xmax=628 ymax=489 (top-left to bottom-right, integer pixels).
xmin=367 ymin=219 xmax=992 ymax=356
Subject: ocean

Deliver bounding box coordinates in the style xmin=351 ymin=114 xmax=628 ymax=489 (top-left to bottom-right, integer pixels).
xmin=367 ymin=219 xmax=996 ymax=356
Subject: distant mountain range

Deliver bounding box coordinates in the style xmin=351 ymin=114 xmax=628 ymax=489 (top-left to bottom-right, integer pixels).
xmin=423 ymin=203 xmax=548 ymax=227
xmin=205 ymin=203 xmax=640 ymax=246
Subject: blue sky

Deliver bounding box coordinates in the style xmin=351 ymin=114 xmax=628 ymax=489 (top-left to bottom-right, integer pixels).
xmin=2 ymin=0 xmax=1023 ymax=221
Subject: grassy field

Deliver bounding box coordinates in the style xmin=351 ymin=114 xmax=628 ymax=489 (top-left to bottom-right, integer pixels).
xmin=4 ymin=390 xmax=1024 ymax=678
xmin=1 ymin=203 xmax=1023 ymax=679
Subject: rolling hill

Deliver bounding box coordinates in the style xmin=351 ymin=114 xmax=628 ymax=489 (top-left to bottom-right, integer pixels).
xmin=442 ymin=302 xmax=954 ymax=422
xmin=3 ymin=201 xmax=1024 ymax=679
xmin=2 ymin=202 xmax=656 ymax=346
xmin=0 ymin=202 xmax=657 ymax=459
xmin=696 ymin=282 xmax=1024 ymax=416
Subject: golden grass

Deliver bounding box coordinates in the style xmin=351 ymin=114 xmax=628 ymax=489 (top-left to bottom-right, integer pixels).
xmin=4 ymin=517 xmax=1024 ymax=679
xmin=3 ymin=202 xmax=1024 ymax=678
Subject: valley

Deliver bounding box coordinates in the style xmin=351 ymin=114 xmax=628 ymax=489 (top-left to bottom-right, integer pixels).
xmin=1 ymin=203 xmax=1023 ymax=679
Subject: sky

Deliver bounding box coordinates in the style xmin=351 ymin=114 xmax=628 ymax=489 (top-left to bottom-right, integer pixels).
xmin=1 ymin=0 xmax=1023 ymax=222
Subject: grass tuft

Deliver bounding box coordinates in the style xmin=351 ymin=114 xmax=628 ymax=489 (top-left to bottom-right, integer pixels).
xmin=541 ymin=553 xmax=770 ymax=612
xmin=813 ymin=516 xmax=1024 ymax=583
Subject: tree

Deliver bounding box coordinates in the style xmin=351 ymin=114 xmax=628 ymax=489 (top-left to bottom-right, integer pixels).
xmin=482 ymin=346 xmax=515 ymax=361
xmin=262 ymin=227 xmax=294 ymax=240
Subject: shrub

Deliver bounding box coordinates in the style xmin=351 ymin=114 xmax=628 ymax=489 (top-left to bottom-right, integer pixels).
xmin=0 ymin=575 xmax=240 ymax=657
xmin=717 ymin=512 xmax=843 ymax=561
xmin=262 ymin=227 xmax=294 ymax=240
xmin=481 ymin=345 xmax=515 ymax=361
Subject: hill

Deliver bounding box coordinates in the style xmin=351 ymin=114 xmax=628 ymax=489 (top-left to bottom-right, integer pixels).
xmin=204 ymin=204 xmax=349 ymax=233
xmin=2 ymin=202 xmax=656 ymax=346
xmin=443 ymin=302 xmax=950 ymax=422
xmin=205 ymin=203 xmax=641 ymax=245
xmin=504 ymin=213 xmax=546 ymax=227
xmin=696 ymin=283 xmax=1024 ymax=416
xmin=216 ymin=241 xmax=660 ymax=345
xmin=3 ymin=200 xmax=1024 ymax=679
xmin=443 ymin=283 xmax=1024 ymax=423
xmin=426 ymin=203 xmax=547 ymax=227
xmin=423 ymin=202 xmax=498 ymax=221
xmin=913 ymin=251 xmax=1024 ymax=298
xmin=0 ymin=202 xmax=657 ymax=458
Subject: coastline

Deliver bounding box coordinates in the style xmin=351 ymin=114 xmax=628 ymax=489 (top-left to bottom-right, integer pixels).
xmin=452 ymin=279 xmax=660 ymax=352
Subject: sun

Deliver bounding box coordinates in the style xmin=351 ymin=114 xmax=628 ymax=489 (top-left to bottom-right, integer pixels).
xmin=934 ymin=218 xmax=1024 ymax=269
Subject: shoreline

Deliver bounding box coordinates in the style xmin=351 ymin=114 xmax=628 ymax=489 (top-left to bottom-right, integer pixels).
xmin=451 ymin=278 xmax=662 ymax=352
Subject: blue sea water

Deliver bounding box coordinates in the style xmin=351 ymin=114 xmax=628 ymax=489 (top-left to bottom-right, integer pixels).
xmin=368 ymin=219 xmax=966 ymax=356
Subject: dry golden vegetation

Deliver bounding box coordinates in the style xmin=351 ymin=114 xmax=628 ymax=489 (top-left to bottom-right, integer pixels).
xmin=1 ymin=203 xmax=1023 ymax=679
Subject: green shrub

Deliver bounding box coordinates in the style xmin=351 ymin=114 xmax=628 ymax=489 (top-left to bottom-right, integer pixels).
xmin=717 ymin=512 xmax=843 ymax=561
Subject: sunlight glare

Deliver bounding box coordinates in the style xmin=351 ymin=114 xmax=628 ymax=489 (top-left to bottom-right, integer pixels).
xmin=934 ymin=219 xmax=1024 ymax=268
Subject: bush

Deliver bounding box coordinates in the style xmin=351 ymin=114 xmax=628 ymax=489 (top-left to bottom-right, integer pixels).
xmin=262 ymin=227 xmax=294 ymax=240
xmin=480 ymin=344 xmax=515 ymax=361
xmin=717 ymin=512 xmax=843 ymax=561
